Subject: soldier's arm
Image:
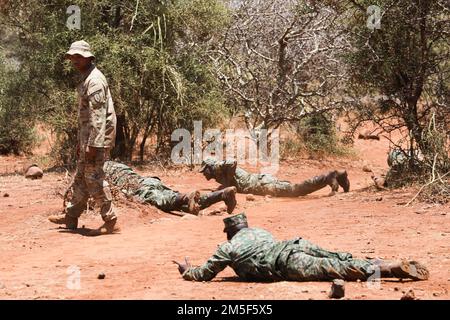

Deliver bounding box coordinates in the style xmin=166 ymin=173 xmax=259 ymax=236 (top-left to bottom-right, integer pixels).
xmin=86 ymin=80 xmax=107 ymax=148
xmin=182 ymin=243 xmax=232 ymax=281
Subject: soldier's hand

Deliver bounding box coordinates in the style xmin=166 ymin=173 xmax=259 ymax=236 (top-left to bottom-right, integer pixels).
xmin=172 ymin=257 xmax=192 ymax=275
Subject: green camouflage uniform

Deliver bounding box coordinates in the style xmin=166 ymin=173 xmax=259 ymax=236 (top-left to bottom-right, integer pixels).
xmin=183 ymin=227 xmax=375 ymax=282
xmin=104 ymin=161 xmax=224 ymax=212
xmin=200 ymin=159 xmax=337 ymax=197
xmin=66 ymin=65 xmax=117 ymax=222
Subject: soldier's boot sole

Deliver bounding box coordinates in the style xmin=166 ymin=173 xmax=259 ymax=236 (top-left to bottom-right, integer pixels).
xmin=48 ymin=214 xmax=78 ymax=230
xmin=391 ymin=260 xmax=429 ymax=281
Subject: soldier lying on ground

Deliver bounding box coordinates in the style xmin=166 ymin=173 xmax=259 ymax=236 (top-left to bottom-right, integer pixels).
xmin=102 ymin=161 xmax=237 ymax=215
xmin=199 ymin=159 xmax=350 ymax=197
xmin=174 ymin=213 xmax=429 ymax=282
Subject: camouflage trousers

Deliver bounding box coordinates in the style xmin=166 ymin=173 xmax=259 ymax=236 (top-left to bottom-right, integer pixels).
xmin=136 ymin=183 xmax=226 ymax=212
xmin=104 ymin=161 xmax=217 ymax=212
xmin=104 ymin=161 xmax=179 ymax=211
xmin=66 ymin=149 xmax=116 ymax=222
xmin=237 ymin=174 xmax=331 ymax=197
xmin=277 ymin=239 xmax=375 ymax=281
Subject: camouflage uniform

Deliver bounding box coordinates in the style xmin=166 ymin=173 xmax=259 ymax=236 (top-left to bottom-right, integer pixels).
xmin=104 ymin=161 xmax=233 ymax=212
xmin=199 ymin=159 xmax=348 ymax=197
xmin=183 ymin=227 xmax=375 ymax=282
xmin=66 ymin=64 xmax=117 ymax=222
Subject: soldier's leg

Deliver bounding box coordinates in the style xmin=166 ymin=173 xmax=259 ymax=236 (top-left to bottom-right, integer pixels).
xmin=136 ymin=182 xmax=200 ymax=214
xmin=245 ymin=170 xmax=350 ymax=197
xmin=292 ymin=171 xmax=339 ymax=196
xmin=48 ymin=162 xmax=88 ymax=229
xmin=84 ymin=149 xmax=117 ymax=223
xmin=294 ymin=239 xmax=353 ymax=261
xmin=281 ymin=251 xmax=375 ymax=281
xmin=293 ymin=170 xmax=350 ymax=196
xmin=198 ymin=186 xmax=237 ymax=213
xmin=262 ymin=181 xmax=297 ymax=197
xmin=66 ymin=163 xmax=89 ymax=219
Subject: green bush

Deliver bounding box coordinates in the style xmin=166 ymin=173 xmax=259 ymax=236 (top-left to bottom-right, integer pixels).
xmin=0 ymin=55 xmax=36 ymax=155
xmin=297 ymin=114 xmax=349 ymax=157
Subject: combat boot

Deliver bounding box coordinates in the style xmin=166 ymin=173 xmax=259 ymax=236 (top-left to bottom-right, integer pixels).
xmin=48 ymin=213 xmax=78 ymax=230
xmin=199 ymin=187 xmax=237 ymax=214
xmin=176 ymin=191 xmax=201 ymax=215
xmin=336 ymin=170 xmax=350 ymax=192
xmin=86 ymin=218 xmax=119 ymax=236
xmin=378 ymin=260 xmax=429 ymax=281
xmin=222 ymin=186 xmax=237 ymax=214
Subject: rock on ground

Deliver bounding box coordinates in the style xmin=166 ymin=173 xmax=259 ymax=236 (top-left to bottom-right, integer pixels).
xmin=329 ymin=279 xmax=345 ymax=299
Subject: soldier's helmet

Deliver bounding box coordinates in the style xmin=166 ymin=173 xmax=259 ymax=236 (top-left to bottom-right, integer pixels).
xmin=223 ymin=213 xmax=248 ymax=232
xmin=65 ymin=40 xmax=95 ymax=59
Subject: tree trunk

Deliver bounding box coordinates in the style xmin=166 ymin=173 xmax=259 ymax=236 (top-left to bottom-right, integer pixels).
xmin=111 ymin=114 xmax=127 ymax=161
xmin=139 ymin=133 xmax=149 ymax=162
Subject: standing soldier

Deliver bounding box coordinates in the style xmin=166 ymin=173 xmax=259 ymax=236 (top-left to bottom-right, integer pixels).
xmin=48 ymin=40 xmax=118 ymax=236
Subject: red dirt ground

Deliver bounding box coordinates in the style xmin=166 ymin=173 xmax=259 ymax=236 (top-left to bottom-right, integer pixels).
xmin=0 ymin=133 xmax=449 ymax=300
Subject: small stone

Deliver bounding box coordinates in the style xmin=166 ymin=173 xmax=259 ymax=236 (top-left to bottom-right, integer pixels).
xmin=394 ymin=287 xmax=399 ymax=291
xmin=362 ymin=165 xmax=372 ymax=173
xmin=219 ymin=205 xmax=228 ymax=212
xmin=301 ymin=290 xmax=309 ymax=293
xmin=375 ymin=197 xmax=383 ymax=201
xmin=25 ymin=165 xmax=44 ymax=179
xmin=329 ymin=279 xmax=345 ymax=299
xmin=264 ymin=195 xmax=271 ymax=201
xmin=433 ymin=292 xmax=440 ymax=297
xmin=356 ymin=279 xmax=361 ymax=283
xmin=3 ymin=193 xmax=9 ymax=197
xmin=400 ymin=289 xmax=416 ymax=300
xmin=246 ymin=194 xmax=255 ymax=201
xmin=97 ymin=273 xmax=106 ymax=280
